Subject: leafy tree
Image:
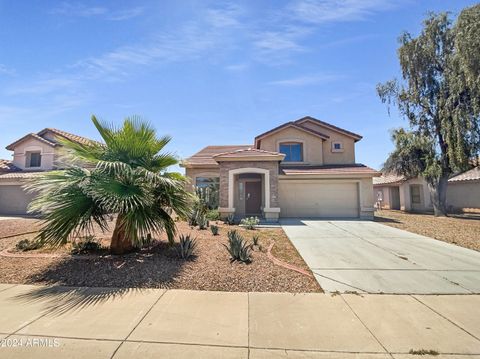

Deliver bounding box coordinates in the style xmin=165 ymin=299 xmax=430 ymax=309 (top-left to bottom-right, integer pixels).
xmin=377 ymin=5 xmax=480 ymax=216
xmin=27 ymin=116 xmax=193 ymax=254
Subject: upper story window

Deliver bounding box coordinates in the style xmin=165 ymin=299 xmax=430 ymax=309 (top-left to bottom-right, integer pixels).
xmin=279 ymin=142 xmax=303 ymax=162
xmin=26 ymin=151 xmax=41 ymax=168
xmin=331 ymin=141 xmax=344 ymax=153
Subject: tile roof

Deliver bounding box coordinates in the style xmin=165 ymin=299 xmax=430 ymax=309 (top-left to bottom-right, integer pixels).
xmin=281 ymin=164 xmax=380 ymax=176
xmin=0 ymin=159 xmax=21 ymax=173
xmin=294 ymin=116 xmax=363 ymax=141
xmin=182 ymin=145 xmax=253 ymax=166
xmin=6 ymin=128 xmax=97 ymax=151
xmin=373 ymin=173 xmax=407 ymax=185
xmin=213 ymin=148 xmax=285 ymax=160
xmin=254 ymin=121 xmax=329 ymax=146
xmin=37 ymin=128 xmax=96 ymax=146
xmin=449 ymin=166 xmax=480 ymax=183
xmin=0 ymin=171 xmax=45 ymax=180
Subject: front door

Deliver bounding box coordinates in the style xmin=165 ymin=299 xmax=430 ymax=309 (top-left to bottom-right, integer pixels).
xmin=245 ymin=181 xmax=262 ymax=215
xmin=390 ymin=186 xmax=400 ymax=210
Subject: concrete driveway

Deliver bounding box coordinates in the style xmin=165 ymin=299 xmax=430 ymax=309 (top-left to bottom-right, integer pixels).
xmin=281 ymin=219 xmax=480 ymax=294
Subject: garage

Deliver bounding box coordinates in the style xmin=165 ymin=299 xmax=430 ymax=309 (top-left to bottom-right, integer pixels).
xmin=0 ymin=185 xmax=36 ymax=215
xmin=278 ymin=180 xmax=360 ymax=218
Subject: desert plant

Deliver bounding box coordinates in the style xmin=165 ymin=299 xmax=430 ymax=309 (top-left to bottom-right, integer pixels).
xmin=16 ymin=239 xmax=42 ymax=252
xmin=210 ymin=224 xmax=219 ymax=235
xmin=177 ymin=234 xmax=197 ymax=260
xmin=188 ymin=207 xmax=199 ymax=227
xmin=252 ymin=234 xmax=260 ymax=246
xmin=197 ymin=214 xmax=208 ymax=230
xmin=240 ymin=216 xmax=259 ymax=230
xmin=224 ymin=213 xmax=235 ymax=225
xmin=71 ymin=236 xmax=102 ymax=254
xmin=26 ymin=116 xmax=193 ymax=254
xmin=136 ymin=233 xmax=155 ymax=248
xmin=224 ymin=230 xmax=252 ymax=263
xmin=206 ymin=209 xmax=220 ymax=221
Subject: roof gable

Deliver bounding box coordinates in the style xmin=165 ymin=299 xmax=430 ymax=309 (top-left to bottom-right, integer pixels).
xmin=6 ymin=128 xmax=96 ymax=151
xmin=254 ymin=121 xmax=329 ymax=148
xmin=294 ymin=116 xmax=362 ymax=141
xmin=5 ymin=133 xmax=57 ymax=151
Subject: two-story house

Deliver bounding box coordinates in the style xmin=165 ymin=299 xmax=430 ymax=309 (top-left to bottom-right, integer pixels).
xmin=182 ymin=116 xmax=380 ymax=221
xmin=0 ymin=128 xmax=93 ymax=215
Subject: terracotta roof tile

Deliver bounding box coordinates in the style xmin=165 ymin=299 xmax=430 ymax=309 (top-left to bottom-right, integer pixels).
xmin=0 ymin=159 xmax=21 ymax=173
xmin=182 ymin=145 xmax=252 ymax=166
xmin=449 ymin=167 xmax=480 ymax=183
xmin=281 ymin=164 xmax=380 ymax=176
xmin=0 ymin=171 xmax=45 ymax=180
xmin=37 ymin=128 xmax=97 ymax=146
xmin=213 ymin=148 xmax=284 ymax=158
xmin=254 ymin=121 xmax=329 ymax=146
xmin=373 ymin=173 xmax=407 ymax=185
xmin=6 ymin=133 xmax=57 ymax=150
xmin=294 ymin=116 xmax=363 ymax=141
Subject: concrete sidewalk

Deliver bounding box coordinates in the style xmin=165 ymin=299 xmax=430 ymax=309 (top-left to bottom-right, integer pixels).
xmin=0 ymin=284 xmax=479 ymax=358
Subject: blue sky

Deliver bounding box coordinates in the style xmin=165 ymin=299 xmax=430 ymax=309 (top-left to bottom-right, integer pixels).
xmin=0 ymin=0 xmax=477 ymax=171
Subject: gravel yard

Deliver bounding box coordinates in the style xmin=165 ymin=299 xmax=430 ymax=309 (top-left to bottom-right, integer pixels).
xmin=375 ymin=209 xmax=480 ymax=251
xmin=0 ymin=218 xmax=320 ymax=292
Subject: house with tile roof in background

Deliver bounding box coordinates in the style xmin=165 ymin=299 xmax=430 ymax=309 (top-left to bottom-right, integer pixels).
xmin=374 ymin=166 xmax=480 ymax=213
xmin=182 ymin=116 xmax=381 ymax=222
xmin=0 ymin=128 xmax=94 ymax=215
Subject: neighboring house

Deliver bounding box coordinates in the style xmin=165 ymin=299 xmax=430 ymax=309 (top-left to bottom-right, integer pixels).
xmin=182 ymin=116 xmax=380 ymax=221
xmin=0 ymin=128 xmax=93 ymax=215
xmin=373 ymin=175 xmax=432 ymax=211
xmin=374 ymin=166 xmax=480 ymax=212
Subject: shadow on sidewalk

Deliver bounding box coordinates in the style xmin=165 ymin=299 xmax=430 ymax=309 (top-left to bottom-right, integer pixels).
xmin=11 ymin=285 xmax=152 ymax=316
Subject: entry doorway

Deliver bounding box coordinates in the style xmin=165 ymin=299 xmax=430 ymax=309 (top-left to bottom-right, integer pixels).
xmin=245 ymin=181 xmax=262 ymax=215
xmin=390 ymin=187 xmax=401 ymax=210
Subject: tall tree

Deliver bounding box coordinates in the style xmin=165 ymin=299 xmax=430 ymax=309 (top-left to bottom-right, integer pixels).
xmin=377 ymin=5 xmax=480 ymax=216
xmin=27 ymin=116 xmax=193 ymax=254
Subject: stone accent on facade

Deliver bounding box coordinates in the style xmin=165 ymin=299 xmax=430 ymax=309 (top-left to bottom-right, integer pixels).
xmin=218 ymin=161 xmax=280 ymax=220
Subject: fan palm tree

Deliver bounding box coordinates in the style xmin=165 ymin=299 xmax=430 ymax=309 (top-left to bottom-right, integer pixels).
xmin=27 ymin=115 xmax=193 ymax=254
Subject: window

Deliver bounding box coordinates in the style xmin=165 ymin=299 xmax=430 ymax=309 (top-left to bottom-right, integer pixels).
xmin=195 ymin=177 xmax=220 ymax=209
xmin=279 ymin=142 xmax=303 ymax=162
xmin=332 ymin=141 xmax=344 ymax=152
xmin=410 ymin=185 xmax=421 ymax=204
xmin=26 ymin=151 xmax=41 ymax=168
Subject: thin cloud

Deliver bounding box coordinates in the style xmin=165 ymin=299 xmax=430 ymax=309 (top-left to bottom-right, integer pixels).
xmin=289 ymin=0 xmax=397 ymax=24
xmin=49 ymin=2 xmax=144 ymax=21
xmin=268 ymin=73 xmax=345 ymax=86
xmin=205 ymin=4 xmax=244 ymax=28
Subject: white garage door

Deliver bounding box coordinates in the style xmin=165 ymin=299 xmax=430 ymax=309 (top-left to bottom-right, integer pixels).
xmin=0 ymin=185 xmax=36 ymax=215
xmin=278 ymin=181 xmax=359 ymax=218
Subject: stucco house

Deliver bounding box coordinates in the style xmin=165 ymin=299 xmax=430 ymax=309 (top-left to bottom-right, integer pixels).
xmin=374 ymin=166 xmax=480 ymax=212
xmin=182 ymin=116 xmax=380 ymax=221
xmin=0 ymin=128 xmax=93 ymax=215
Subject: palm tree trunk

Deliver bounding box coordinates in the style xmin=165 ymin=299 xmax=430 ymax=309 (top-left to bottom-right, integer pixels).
xmin=110 ymin=215 xmax=135 ymax=254
xmin=429 ymin=175 xmax=449 ymax=217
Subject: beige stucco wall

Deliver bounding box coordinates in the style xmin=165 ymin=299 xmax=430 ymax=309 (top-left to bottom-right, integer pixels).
xmin=447 ymin=181 xmax=480 ymax=209
xmin=399 ymin=178 xmax=431 ymax=211
xmin=0 ymin=183 xmax=36 ymax=215
xmin=11 ymin=138 xmax=56 ymax=171
xmin=299 ymin=121 xmax=356 ymax=164
xmin=258 ymin=127 xmax=325 ymax=165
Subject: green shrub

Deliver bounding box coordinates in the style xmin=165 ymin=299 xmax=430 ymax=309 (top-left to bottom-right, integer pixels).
xmin=224 ymin=213 xmax=235 ymax=225
xmin=224 ymin=230 xmax=252 ymax=263
xmin=16 ymin=239 xmax=42 ymax=252
xmin=240 ymin=216 xmax=259 ymax=230
xmin=206 ymin=209 xmax=220 ymax=221
xmin=252 ymin=234 xmax=260 ymax=246
xmin=188 ymin=207 xmax=199 ymax=226
xmin=71 ymin=236 xmax=101 ymax=254
xmin=177 ymin=234 xmax=197 ymax=260
xmin=210 ymin=224 xmax=219 ymax=235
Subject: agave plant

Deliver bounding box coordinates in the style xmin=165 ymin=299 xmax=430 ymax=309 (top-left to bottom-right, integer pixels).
xmin=224 ymin=230 xmax=252 ymax=263
xmin=177 ymin=234 xmax=197 ymax=260
xmin=210 ymin=224 xmax=219 ymax=236
xmin=26 ymin=115 xmax=193 ymax=254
